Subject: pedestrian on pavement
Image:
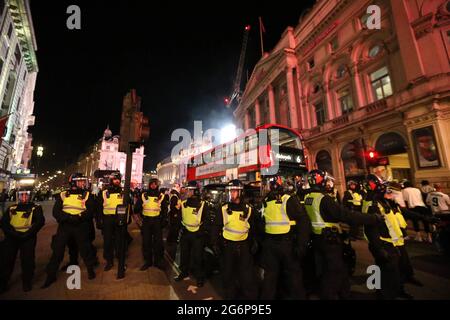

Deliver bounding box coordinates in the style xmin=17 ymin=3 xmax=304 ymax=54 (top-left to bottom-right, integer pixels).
xmin=0 ymin=181 xmax=45 ymax=293
xmin=174 ymin=180 xmax=210 ymax=287
xmin=260 ymin=176 xmax=311 ymax=300
xmin=402 ymin=181 xmax=433 ymax=243
xmin=134 ymin=178 xmax=165 ymax=271
xmin=42 ymin=173 xmax=96 ymax=288
xmin=213 ymin=179 xmax=259 ymax=300
xmin=305 ymin=170 xmax=381 ymax=300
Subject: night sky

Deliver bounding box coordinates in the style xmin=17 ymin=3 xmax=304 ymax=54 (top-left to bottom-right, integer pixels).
xmin=28 ymin=0 xmax=315 ymax=173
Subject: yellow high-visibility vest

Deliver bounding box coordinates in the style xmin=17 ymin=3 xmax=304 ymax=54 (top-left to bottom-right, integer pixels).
xmin=378 ymin=203 xmax=404 ymax=247
xmin=181 ymin=200 xmax=205 ymax=232
xmin=262 ymin=194 xmax=297 ymax=235
xmin=61 ymin=191 xmax=89 ymax=216
xmin=102 ymin=190 xmax=123 ymax=215
xmin=222 ymin=204 xmax=252 ymax=241
xmin=9 ymin=206 xmax=35 ymax=233
xmin=348 ymin=191 xmax=362 ymax=206
xmin=142 ymin=193 xmax=161 ymax=217
xmin=304 ymin=192 xmax=341 ymax=235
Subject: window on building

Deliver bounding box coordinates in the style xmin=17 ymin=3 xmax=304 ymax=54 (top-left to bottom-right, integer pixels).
xmin=330 ymin=37 xmax=339 ymax=52
xmin=447 ymin=30 xmax=450 ymax=43
xmin=313 ymin=83 xmax=321 ymax=94
xmin=0 ymin=59 xmax=3 ymax=75
xmin=7 ymin=23 xmax=13 ymax=38
xmin=106 ymin=146 xmax=110 ymax=150
xmin=0 ymin=1 xmax=5 ymax=16
xmin=14 ymin=45 xmax=21 ymax=62
xmin=338 ymin=89 xmax=354 ymax=114
xmin=308 ymin=57 xmax=315 ymax=70
xmin=336 ymin=64 xmax=347 ymax=79
xmin=368 ymin=44 xmax=382 ymax=58
xmin=248 ymin=107 xmax=256 ymax=128
xmin=315 ymin=102 xmax=326 ymax=126
xmin=370 ymin=66 xmax=393 ymax=100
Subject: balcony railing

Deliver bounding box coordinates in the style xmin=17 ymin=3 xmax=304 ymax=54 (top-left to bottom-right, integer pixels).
xmin=364 ymin=98 xmax=388 ymax=115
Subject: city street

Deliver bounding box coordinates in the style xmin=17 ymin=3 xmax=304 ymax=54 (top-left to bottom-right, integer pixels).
xmin=1 ymin=200 xmax=449 ymax=300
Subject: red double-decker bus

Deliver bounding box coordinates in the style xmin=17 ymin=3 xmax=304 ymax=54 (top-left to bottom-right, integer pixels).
xmin=186 ymin=124 xmax=307 ymax=186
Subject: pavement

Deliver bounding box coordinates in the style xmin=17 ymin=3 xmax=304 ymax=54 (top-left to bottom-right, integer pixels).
xmin=0 ymin=200 xmax=449 ymax=300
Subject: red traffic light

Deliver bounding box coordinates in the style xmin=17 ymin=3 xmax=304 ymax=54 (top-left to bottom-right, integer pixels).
xmin=369 ymin=151 xmax=376 ymax=159
xmin=224 ymin=97 xmax=230 ymax=105
xmin=245 ymin=25 xmax=251 ymax=31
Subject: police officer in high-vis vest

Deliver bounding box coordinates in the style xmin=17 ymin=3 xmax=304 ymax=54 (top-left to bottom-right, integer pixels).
xmin=174 ymin=180 xmax=209 ymax=287
xmin=42 ymin=173 xmax=96 ymax=288
xmin=260 ymin=176 xmax=311 ymax=300
xmin=134 ymin=178 xmax=165 ymax=271
xmin=343 ymin=180 xmax=364 ymax=239
xmin=363 ymin=174 xmax=414 ymax=300
xmin=0 ymin=182 xmax=45 ymax=293
xmin=304 ymin=170 xmax=381 ymax=300
xmin=214 ymin=179 xmax=258 ymax=300
xmin=96 ymin=172 xmax=131 ymax=272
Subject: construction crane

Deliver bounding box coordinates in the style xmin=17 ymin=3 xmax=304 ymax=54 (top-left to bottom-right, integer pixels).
xmin=225 ymin=24 xmax=251 ymax=110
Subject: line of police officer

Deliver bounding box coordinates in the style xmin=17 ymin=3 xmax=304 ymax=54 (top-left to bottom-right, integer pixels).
xmin=0 ymin=169 xmax=424 ymax=299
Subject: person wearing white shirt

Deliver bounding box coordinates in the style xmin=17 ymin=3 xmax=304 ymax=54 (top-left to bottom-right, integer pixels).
xmin=426 ymin=184 xmax=450 ymax=214
xmin=402 ymin=181 xmax=432 ymax=243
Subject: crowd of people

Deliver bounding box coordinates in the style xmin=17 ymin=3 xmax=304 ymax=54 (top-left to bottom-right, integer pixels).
xmin=0 ymin=170 xmax=447 ymax=300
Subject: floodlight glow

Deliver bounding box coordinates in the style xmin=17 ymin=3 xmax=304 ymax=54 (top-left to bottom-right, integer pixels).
xmin=220 ymin=124 xmax=237 ymax=144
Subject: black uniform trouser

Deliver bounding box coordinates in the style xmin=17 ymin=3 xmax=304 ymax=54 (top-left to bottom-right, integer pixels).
xmin=167 ymin=216 xmax=181 ymax=243
xmin=102 ymin=215 xmax=121 ymax=263
xmin=260 ymin=236 xmax=305 ymax=300
xmin=398 ymin=245 xmax=414 ymax=282
xmin=179 ymin=228 xmax=205 ymax=280
xmin=313 ymin=235 xmax=350 ymax=300
xmin=46 ymin=222 xmax=95 ymax=278
xmin=370 ymin=242 xmax=401 ymax=300
xmin=0 ymin=236 xmax=37 ymax=286
xmin=66 ymin=219 xmax=97 ymax=264
xmin=141 ymin=216 xmax=163 ymax=265
xmin=221 ymin=239 xmax=257 ymax=300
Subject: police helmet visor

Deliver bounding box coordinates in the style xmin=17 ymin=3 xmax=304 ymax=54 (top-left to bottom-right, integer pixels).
xmin=17 ymin=190 xmax=32 ymax=204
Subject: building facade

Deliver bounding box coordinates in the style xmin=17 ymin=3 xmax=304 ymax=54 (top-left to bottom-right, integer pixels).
xmin=0 ymin=0 xmax=38 ymax=190
xmin=235 ymin=0 xmax=450 ymax=194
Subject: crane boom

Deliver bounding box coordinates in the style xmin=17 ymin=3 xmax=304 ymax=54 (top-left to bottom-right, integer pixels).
xmin=225 ymin=25 xmax=251 ymax=109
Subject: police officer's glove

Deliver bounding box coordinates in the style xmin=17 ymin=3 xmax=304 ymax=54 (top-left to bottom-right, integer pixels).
xmin=250 ymin=240 xmax=259 ymax=255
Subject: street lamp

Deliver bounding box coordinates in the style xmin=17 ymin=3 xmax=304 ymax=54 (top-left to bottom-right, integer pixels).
xmin=37 ymin=146 xmax=44 ymax=157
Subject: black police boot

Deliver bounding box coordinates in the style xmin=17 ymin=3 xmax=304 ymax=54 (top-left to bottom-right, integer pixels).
xmin=174 ymin=272 xmax=188 ymax=282
xmin=196 ymin=279 xmax=204 ymax=288
xmin=60 ymin=261 xmax=79 ymax=272
xmin=23 ymin=282 xmax=32 ymax=292
xmin=87 ymin=268 xmax=96 ymax=280
xmin=117 ymin=270 xmax=125 ymax=280
xmin=155 ymin=260 xmax=166 ymax=271
xmin=406 ymin=277 xmax=424 ymax=287
xmin=41 ymin=275 xmax=57 ymax=289
xmin=140 ymin=262 xmax=152 ymax=271
xmin=104 ymin=261 xmax=114 ymax=271
xmin=0 ymin=280 xmax=9 ymax=295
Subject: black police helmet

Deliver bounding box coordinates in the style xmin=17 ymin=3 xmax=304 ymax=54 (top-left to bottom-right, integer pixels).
xmin=307 ymin=169 xmax=328 ymax=190
xmin=365 ymin=174 xmax=386 ymax=193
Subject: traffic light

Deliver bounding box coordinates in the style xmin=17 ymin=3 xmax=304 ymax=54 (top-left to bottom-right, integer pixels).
xmin=119 ymin=89 xmax=150 ymax=152
xmin=366 ymin=149 xmax=379 ymax=167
